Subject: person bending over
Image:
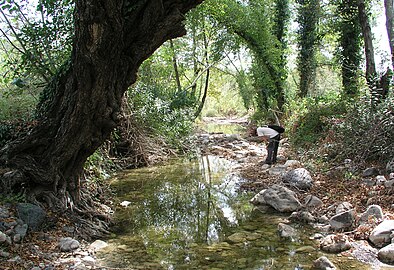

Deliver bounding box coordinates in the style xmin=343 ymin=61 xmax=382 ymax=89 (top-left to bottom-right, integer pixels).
xmin=253 ymin=126 xmax=281 ymax=165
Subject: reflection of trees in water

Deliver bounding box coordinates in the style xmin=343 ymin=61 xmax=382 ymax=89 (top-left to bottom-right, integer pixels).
xmin=112 ymin=155 xmax=246 ymax=249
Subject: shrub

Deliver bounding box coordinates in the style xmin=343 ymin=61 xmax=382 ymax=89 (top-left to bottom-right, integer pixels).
xmin=330 ymin=94 xmax=394 ymax=163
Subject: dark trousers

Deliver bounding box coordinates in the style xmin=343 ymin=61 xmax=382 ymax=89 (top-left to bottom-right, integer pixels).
xmin=265 ymin=134 xmax=280 ymax=164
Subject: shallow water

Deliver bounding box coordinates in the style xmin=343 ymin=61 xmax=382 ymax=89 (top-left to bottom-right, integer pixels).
xmin=97 ymin=153 xmax=372 ymax=270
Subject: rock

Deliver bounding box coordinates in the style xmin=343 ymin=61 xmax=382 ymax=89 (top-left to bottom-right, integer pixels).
xmin=282 ymin=168 xmax=313 ymax=190
xmin=13 ymin=233 xmax=21 ymax=243
xmin=336 ymin=202 xmax=353 ymax=214
xmin=262 ymin=185 xmax=302 ymax=212
xmin=58 ymin=237 xmax=80 ymax=252
xmin=369 ymin=220 xmax=394 ymax=247
xmin=312 ymin=256 xmax=337 ymax=270
xmin=378 ymin=243 xmax=394 ymax=264
xmin=120 ymin=201 xmax=132 ymax=207
xmin=376 ymin=175 xmax=387 ymax=185
xmin=250 ymin=189 xmax=267 ymax=205
xmin=295 ymin=246 xmax=315 ymax=253
xmin=390 ymin=173 xmax=394 ymax=180
xmin=227 ymin=232 xmax=247 ymax=244
xmin=16 ymin=203 xmax=46 ymax=231
xmin=304 ymin=195 xmax=323 ymax=209
xmin=89 ymin=240 xmax=108 ymax=252
xmin=318 ymin=215 xmax=329 ymax=224
xmin=384 ymin=180 xmax=394 ymax=188
xmin=387 ymin=158 xmax=394 ymax=174
xmin=320 ymin=234 xmax=351 ymax=253
xmin=289 ymin=211 xmax=315 ymax=223
xmin=277 ymin=223 xmax=297 ymax=239
xmin=363 ymin=167 xmax=380 ymax=177
xmin=0 ymin=231 xmax=7 ymax=243
xmin=268 ymin=166 xmax=287 ymax=176
xmin=283 ymin=160 xmax=301 ymax=168
xmin=14 ymin=224 xmax=28 ymax=238
xmin=0 ymin=207 xmax=10 ymax=218
xmin=359 ymin=205 xmax=384 ymax=224
xmin=329 ymin=210 xmax=355 ymax=230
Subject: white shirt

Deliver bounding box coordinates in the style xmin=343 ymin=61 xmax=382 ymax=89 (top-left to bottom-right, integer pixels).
xmin=256 ymin=126 xmax=279 ymax=138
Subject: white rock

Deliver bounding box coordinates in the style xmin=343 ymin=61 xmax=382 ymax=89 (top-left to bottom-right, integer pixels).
xmin=250 ymin=189 xmax=267 ymax=205
xmin=89 ymin=240 xmax=108 ymax=252
xmin=312 ymin=256 xmax=336 ymax=270
xmin=120 ymin=200 xmax=132 ymax=207
xmin=369 ymin=220 xmax=394 ymax=248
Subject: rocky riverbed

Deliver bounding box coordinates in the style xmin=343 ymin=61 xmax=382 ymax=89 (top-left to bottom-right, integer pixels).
xmin=1 ymin=126 xmax=394 ymax=269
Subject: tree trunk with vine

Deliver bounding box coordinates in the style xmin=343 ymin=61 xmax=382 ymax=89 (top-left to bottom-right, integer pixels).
xmin=0 ymin=0 xmax=203 ymax=210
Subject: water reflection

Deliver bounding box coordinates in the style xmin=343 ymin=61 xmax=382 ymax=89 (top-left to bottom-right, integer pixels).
xmin=99 ymin=155 xmax=368 ymax=270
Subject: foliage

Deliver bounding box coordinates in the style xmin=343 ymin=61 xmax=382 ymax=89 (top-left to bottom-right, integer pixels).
xmin=334 ymin=0 xmax=363 ymax=96
xmin=207 ymin=0 xmax=287 ymax=113
xmin=285 ymin=92 xmax=348 ymax=147
xmin=128 ymin=85 xmax=195 ymax=150
xmin=0 ymin=0 xmax=73 ymax=87
xmin=296 ymin=0 xmax=321 ymax=97
xmin=329 ymin=93 xmax=394 ymax=163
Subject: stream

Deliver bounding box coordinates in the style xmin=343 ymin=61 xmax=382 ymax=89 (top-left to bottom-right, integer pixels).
xmin=96 ymin=121 xmax=373 ymax=270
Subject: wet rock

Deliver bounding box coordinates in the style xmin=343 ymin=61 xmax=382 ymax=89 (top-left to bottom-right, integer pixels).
xmin=282 ymin=168 xmax=313 ymax=190
xmin=16 ymin=203 xmax=46 ymax=231
xmin=58 ymin=237 xmax=80 ymax=252
xmin=359 ymin=205 xmax=384 ymax=224
xmin=250 ymin=189 xmax=267 ymax=205
xmin=362 ymin=167 xmax=380 ymax=177
xmin=329 ymin=210 xmax=355 ymax=230
xmin=378 ymin=243 xmax=394 ymax=264
xmin=320 ymin=234 xmax=351 ymax=253
xmin=295 ymin=246 xmax=315 ymax=253
xmin=89 ymin=240 xmax=108 ymax=252
xmin=277 ymin=223 xmax=297 ymax=240
xmin=289 ymin=211 xmax=315 ymax=223
xmin=262 ymin=185 xmax=302 ymax=212
xmin=304 ymin=195 xmax=323 ymax=209
xmin=227 ymin=232 xmax=247 ymax=244
xmin=369 ymin=220 xmax=394 ymax=247
xmin=312 ymin=256 xmax=336 ymax=270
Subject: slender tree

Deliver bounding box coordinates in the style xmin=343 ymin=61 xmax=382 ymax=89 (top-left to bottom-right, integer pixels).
xmin=336 ymin=0 xmax=362 ymax=96
xmin=384 ymin=0 xmax=394 ymax=68
xmin=0 ymin=0 xmax=203 ymax=209
xmin=357 ymin=0 xmax=377 ymax=86
xmin=296 ymin=0 xmax=320 ymax=97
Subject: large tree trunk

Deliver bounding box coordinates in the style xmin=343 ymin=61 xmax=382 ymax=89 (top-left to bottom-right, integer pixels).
xmin=385 ymin=0 xmax=394 ymax=68
xmin=0 ymin=0 xmax=203 ymax=209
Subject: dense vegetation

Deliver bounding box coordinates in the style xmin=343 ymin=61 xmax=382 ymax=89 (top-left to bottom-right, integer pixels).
xmin=0 ymin=0 xmax=393 ymax=209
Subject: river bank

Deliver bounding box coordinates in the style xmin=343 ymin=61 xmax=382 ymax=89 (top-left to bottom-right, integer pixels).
xmin=1 ymin=118 xmax=393 ymax=269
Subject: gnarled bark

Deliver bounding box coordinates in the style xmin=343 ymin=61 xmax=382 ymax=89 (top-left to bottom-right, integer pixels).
xmin=0 ymin=0 xmax=203 ymax=209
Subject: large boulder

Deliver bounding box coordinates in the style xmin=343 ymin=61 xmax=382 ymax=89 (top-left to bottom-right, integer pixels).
xmin=262 ymin=185 xmax=302 ymax=212
xmin=282 ymin=168 xmax=313 ymax=190
xmin=369 ymin=220 xmax=394 ymax=247
xmin=16 ymin=203 xmax=46 ymax=231
xmin=378 ymin=243 xmax=394 ymax=264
